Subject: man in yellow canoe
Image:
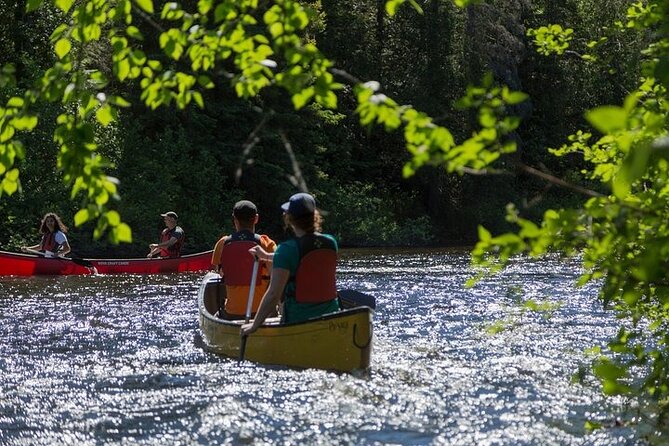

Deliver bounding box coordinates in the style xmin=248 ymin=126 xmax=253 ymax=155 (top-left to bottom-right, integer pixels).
xmin=211 ymin=200 xmax=277 ymax=320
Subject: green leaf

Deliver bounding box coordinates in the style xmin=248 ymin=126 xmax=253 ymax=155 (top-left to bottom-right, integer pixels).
xmin=585 ymin=106 xmax=627 ymax=134
xmin=454 ymin=0 xmax=479 ymax=6
xmin=0 ymin=125 xmax=15 ymax=143
xmin=319 ymin=90 xmax=338 ymax=109
xmin=269 ymin=22 xmax=283 ymax=38
xmin=96 ymin=104 xmax=114 ymax=126
xmin=478 ymin=225 xmax=491 ymax=241
xmin=95 ymin=190 xmax=109 ymax=206
xmin=593 ymin=361 xmax=627 ymax=380
xmin=386 ymin=0 xmax=398 ymax=16
xmin=292 ymin=87 xmax=314 ymax=110
xmin=193 ymin=91 xmax=204 ymax=109
xmin=585 ymin=420 xmax=602 ymax=432
xmin=602 ymin=379 xmax=631 ymax=395
xmin=612 ymin=143 xmax=651 ymax=198
xmin=26 ymin=0 xmax=43 ymax=12
xmin=198 ymin=0 xmax=213 ymax=15
xmin=113 ymin=223 xmax=133 ymax=243
xmin=1 ymin=175 xmax=19 ymax=195
xmin=479 ymin=109 xmax=496 ymax=128
xmin=504 ymin=91 xmax=528 ymax=105
xmin=407 ymin=0 xmax=424 ymax=14
xmin=54 ymin=0 xmax=74 ymax=13
xmin=74 ymin=208 xmax=91 ymax=226
xmin=105 ymin=210 xmax=121 ymax=226
xmin=214 ymin=3 xmax=236 ymax=23
xmin=109 ymin=96 xmax=131 ymax=107
xmin=126 ymin=26 xmax=144 ymax=40
xmin=54 ymin=38 xmax=72 ymax=59
xmin=11 ymin=115 xmax=38 ymax=131
xmin=135 ymin=0 xmax=154 ymax=14
xmin=115 ymin=58 xmax=130 ymax=81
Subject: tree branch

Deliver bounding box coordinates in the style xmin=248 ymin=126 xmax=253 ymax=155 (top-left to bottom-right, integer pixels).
xmin=235 ymin=110 xmax=273 ymax=183
xmin=460 ymin=163 xmax=604 ymax=198
xmin=280 ymin=130 xmax=308 ymax=192
xmin=516 ymin=163 xmax=604 ymax=197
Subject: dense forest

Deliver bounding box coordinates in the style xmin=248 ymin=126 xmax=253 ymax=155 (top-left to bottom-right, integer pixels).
xmin=0 ymin=0 xmax=639 ymax=256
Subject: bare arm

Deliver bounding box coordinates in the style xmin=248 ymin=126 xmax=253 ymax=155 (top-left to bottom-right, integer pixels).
xmin=59 ymin=240 xmax=71 ymax=256
xmin=248 ymin=245 xmax=274 ymax=263
xmin=240 ymin=267 xmax=289 ymax=336
xmin=148 ymin=236 xmax=177 ymax=257
xmin=22 ymin=243 xmax=42 ymax=252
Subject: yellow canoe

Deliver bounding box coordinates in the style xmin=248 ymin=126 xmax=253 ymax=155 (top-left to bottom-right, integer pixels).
xmin=198 ymin=273 xmax=374 ymax=372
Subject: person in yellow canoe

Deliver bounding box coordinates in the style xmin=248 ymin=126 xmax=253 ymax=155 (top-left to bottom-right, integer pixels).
xmin=211 ymin=200 xmax=277 ymax=319
xmin=241 ymin=192 xmax=339 ymax=335
xmin=21 ymin=212 xmax=72 ymax=258
xmin=147 ymin=211 xmax=184 ymax=258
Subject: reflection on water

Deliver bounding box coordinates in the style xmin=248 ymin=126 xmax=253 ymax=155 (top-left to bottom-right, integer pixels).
xmin=0 ymin=250 xmax=642 ymax=445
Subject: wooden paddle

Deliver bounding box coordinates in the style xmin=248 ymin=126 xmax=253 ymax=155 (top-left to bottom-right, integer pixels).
xmin=338 ymin=289 xmax=377 ymax=310
xmin=23 ymin=248 xmax=96 ymax=269
xmin=239 ymin=256 xmax=260 ymax=362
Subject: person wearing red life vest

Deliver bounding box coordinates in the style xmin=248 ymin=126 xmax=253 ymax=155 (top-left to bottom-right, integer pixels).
xmin=147 ymin=211 xmax=184 ymax=258
xmin=210 ymin=200 xmax=277 ymax=319
xmin=241 ymin=192 xmax=339 ymax=335
xmin=21 ymin=212 xmax=72 ymax=258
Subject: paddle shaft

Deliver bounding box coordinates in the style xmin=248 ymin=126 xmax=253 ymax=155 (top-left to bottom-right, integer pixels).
xmin=239 ymin=257 xmax=260 ymax=362
xmin=23 ymin=248 xmax=95 ymax=270
xmin=244 ymin=258 xmax=260 ymax=323
xmin=23 ymin=247 xmax=56 ymax=257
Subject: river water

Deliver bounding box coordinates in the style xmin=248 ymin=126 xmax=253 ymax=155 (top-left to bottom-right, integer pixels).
xmin=0 ymin=249 xmax=643 ymax=445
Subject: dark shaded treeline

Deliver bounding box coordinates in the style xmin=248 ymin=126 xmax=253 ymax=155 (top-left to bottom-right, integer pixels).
xmin=0 ymin=0 xmax=639 ymax=256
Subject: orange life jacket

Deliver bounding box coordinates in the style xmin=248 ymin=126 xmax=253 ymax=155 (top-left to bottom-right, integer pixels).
xmin=292 ymin=233 xmax=337 ymax=304
xmin=160 ymin=226 xmax=184 ymax=257
xmin=220 ymin=230 xmax=268 ymax=315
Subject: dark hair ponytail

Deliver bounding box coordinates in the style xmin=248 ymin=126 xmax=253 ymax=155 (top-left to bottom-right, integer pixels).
xmin=284 ymin=209 xmax=323 ymax=233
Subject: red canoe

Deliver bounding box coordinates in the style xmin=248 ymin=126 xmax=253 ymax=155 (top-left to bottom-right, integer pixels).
xmin=0 ymin=250 xmax=213 ymax=276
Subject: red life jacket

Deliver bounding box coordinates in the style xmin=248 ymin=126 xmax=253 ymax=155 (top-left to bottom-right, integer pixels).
xmin=160 ymin=226 xmax=184 ymax=257
xmin=41 ymin=232 xmax=61 ymax=253
xmin=221 ymin=230 xmax=263 ymax=286
xmin=220 ymin=230 xmax=267 ymax=315
xmin=293 ymin=233 xmax=337 ymax=304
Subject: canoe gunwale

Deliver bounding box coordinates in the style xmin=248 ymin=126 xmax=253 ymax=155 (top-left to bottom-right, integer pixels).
xmin=87 ymin=250 xmax=213 ymax=262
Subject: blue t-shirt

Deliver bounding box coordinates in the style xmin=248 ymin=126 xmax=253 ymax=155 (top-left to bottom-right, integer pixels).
xmin=273 ymin=234 xmax=340 ymax=323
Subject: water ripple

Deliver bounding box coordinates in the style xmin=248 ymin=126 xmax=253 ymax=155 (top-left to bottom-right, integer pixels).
xmin=0 ymin=251 xmax=646 ymax=445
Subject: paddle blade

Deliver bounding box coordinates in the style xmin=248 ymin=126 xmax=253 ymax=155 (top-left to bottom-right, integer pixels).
xmin=239 ymin=334 xmax=248 ymax=362
xmin=338 ymin=289 xmax=376 ymax=310
xmin=70 ymin=257 xmax=94 ymax=268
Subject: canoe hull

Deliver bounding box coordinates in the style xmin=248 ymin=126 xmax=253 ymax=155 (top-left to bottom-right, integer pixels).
xmin=0 ymin=250 xmax=213 ymax=276
xmin=198 ymin=273 xmax=373 ymax=372
xmin=91 ymin=251 xmax=212 ymax=274
xmin=0 ymin=251 xmax=93 ymax=276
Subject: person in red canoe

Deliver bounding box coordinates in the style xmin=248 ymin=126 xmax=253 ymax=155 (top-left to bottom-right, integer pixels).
xmin=21 ymin=212 xmax=72 ymax=258
xmin=211 ymin=200 xmax=277 ymax=319
xmin=241 ymin=192 xmax=339 ymax=335
xmin=147 ymin=211 xmax=184 ymax=258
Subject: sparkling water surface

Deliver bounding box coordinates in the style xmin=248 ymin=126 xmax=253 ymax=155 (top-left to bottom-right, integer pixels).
xmin=0 ymin=249 xmax=641 ymax=445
